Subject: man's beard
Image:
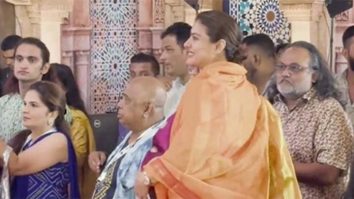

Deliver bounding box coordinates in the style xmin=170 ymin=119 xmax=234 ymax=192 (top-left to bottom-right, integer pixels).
xmin=349 ymin=57 xmax=354 ymax=71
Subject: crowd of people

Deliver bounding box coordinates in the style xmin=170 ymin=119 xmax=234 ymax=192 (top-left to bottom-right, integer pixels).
xmin=0 ymin=9 xmax=353 ymax=199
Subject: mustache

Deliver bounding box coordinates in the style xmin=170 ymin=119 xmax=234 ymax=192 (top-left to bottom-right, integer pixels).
xmin=278 ymin=78 xmax=292 ymax=84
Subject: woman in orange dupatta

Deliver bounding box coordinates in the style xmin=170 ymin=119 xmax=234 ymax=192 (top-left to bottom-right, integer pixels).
xmin=135 ymin=10 xmax=301 ymax=199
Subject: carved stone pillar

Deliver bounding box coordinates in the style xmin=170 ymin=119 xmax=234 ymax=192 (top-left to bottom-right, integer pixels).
xmin=6 ymin=0 xmax=39 ymax=37
xmin=151 ymin=0 xmax=165 ymax=58
xmin=61 ymin=0 xmax=91 ymax=112
xmin=7 ymin=0 xmax=72 ymax=63
xmin=61 ymin=26 xmax=91 ymax=110
xmin=74 ymin=50 xmax=90 ymax=110
xmin=40 ymin=0 xmax=71 ymax=63
xmin=280 ymin=0 xmax=331 ymax=67
xmin=334 ymin=8 xmax=353 ymax=74
xmin=137 ymin=0 xmax=153 ymax=53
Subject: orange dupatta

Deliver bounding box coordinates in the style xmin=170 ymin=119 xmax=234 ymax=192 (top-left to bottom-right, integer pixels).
xmin=144 ymin=61 xmax=301 ymax=199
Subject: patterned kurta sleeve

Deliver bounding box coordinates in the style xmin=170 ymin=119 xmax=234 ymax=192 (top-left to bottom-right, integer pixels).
xmin=0 ymin=94 xmax=24 ymax=141
xmin=314 ymin=98 xmax=354 ymax=171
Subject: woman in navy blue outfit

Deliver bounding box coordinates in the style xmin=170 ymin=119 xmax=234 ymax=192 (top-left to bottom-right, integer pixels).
xmin=0 ymin=81 xmax=80 ymax=199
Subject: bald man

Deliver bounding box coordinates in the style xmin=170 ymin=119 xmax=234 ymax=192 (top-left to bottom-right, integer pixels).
xmin=89 ymin=77 xmax=167 ymax=199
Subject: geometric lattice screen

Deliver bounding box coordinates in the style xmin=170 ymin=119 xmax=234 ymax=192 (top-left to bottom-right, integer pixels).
xmin=90 ymin=0 xmax=138 ymax=114
xmin=225 ymin=0 xmax=291 ymax=45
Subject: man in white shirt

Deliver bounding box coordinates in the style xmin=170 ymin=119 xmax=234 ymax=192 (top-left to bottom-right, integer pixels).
xmin=160 ymin=22 xmax=191 ymax=117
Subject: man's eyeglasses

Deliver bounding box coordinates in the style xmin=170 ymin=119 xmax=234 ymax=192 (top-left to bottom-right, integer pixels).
xmin=275 ymin=63 xmax=313 ymax=74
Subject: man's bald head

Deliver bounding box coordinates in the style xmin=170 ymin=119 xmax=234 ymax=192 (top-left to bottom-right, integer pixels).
xmin=127 ymin=76 xmax=167 ymax=108
xmin=117 ymin=77 xmax=166 ymax=133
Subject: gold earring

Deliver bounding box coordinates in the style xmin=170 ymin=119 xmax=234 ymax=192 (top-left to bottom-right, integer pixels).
xmin=47 ymin=119 xmax=54 ymax=127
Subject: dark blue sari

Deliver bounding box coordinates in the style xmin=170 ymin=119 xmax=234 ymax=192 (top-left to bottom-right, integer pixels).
xmin=11 ymin=131 xmax=80 ymax=199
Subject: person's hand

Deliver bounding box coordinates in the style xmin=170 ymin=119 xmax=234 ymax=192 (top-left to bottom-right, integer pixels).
xmin=135 ymin=171 xmax=150 ymax=199
xmin=157 ymin=76 xmax=173 ymax=91
xmin=88 ymin=151 xmax=106 ymax=173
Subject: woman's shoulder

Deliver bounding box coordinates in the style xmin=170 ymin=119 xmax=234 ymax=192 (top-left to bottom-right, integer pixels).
xmin=198 ymin=61 xmax=248 ymax=87
xmin=39 ymin=132 xmax=68 ymax=145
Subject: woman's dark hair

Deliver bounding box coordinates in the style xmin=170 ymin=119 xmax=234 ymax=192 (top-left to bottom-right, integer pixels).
xmin=3 ymin=37 xmax=56 ymax=95
xmin=195 ymin=10 xmax=243 ymax=64
xmin=51 ymin=63 xmax=88 ymax=116
xmin=266 ymin=41 xmax=342 ymax=105
xmin=28 ymin=81 xmax=70 ymax=135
